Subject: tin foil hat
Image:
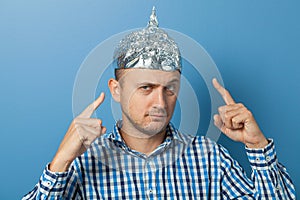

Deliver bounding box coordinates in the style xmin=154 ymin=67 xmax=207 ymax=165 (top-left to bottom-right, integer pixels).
xmin=113 ymin=7 xmax=182 ymax=72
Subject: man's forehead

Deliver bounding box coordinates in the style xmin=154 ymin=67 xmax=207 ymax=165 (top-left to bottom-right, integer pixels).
xmin=119 ymin=69 xmax=181 ymax=84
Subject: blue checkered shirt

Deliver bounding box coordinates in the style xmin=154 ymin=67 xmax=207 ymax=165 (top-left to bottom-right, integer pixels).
xmin=23 ymin=122 xmax=296 ymax=199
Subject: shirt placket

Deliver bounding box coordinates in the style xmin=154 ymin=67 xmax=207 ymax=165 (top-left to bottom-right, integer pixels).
xmin=144 ymin=158 xmax=157 ymax=200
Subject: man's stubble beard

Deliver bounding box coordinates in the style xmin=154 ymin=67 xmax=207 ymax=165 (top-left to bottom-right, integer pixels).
xmin=121 ymin=107 xmax=169 ymax=138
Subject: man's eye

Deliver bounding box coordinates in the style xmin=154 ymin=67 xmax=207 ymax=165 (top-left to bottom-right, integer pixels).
xmin=166 ymin=85 xmax=175 ymax=91
xmin=140 ymin=85 xmax=152 ymax=91
xmin=165 ymin=85 xmax=176 ymax=95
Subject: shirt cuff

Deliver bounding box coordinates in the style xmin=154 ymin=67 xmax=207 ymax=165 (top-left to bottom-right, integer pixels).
xmin=39 ymin=163 xmax=69 ymax=196
xmin=245 ymin=139 xmax=277 ymax=170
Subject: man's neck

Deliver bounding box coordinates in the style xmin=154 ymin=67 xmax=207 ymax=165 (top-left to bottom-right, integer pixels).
xmin=119 ymin=128 xmax=167 ymax=156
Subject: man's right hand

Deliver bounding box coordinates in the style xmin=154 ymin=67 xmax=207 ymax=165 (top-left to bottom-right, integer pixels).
xmin=50 ymin=93 xmax=106 ymax=172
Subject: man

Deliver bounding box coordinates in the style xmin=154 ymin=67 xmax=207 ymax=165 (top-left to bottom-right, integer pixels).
xmin=23 ymin=8 xmax=296 ymax=199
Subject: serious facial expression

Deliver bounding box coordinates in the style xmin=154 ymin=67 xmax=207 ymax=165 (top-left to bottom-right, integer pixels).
xmin=118 ymin=69 xmax=180 ymax=138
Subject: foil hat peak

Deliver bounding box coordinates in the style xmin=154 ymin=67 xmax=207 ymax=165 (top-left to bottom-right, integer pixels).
xmin=148 ymin=6 xmax=158 ymax=27
xmin=114 ymin=7 xmax=182 ymax=72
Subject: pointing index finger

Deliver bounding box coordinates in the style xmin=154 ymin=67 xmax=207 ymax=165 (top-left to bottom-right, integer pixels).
xmin=78 ymin=92 xmax=105 ymax=118
xmin=212 ymin=78 xmax=235 ymax=105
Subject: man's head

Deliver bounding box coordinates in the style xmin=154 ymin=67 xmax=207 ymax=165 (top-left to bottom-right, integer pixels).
xmin=109 ymin=69 xmax=180 ymax=138
xmin=108 ymin=7 xmax=182 ymax=138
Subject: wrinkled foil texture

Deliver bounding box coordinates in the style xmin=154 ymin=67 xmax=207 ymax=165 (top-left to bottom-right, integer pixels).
xmin=114 ymin=7 xmax=182 ymax=72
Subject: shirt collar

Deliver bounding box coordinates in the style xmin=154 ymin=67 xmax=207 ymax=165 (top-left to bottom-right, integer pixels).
xmin=104 ymin=120 xmax=185 ymax=152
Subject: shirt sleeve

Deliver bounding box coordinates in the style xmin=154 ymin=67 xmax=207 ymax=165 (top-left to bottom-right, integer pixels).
xmin=22 ymin=163 xmax=80 ymax=200
xmin=245 ymin=139 xmax=296 ymax=199
xmin=219 ymin=139 xmax=296 ymax=199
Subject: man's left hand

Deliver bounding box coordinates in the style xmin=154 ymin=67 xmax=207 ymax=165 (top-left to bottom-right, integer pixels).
xmin=212 ymin=78 xmax=268 ymax=149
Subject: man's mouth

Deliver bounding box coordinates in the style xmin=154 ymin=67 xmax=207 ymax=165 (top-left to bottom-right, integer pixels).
xmin=150 ymin=114 xmax=166 ymax=117
xmin=148 ymin=112 xmax=167 ymax=117
xmin=148 ymin=114 xmax=167 ymax=122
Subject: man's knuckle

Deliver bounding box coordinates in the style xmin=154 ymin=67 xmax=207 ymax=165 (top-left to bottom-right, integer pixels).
xmin=224 ymin=112 xmax=230 ymax=119
xmin=237 ymin=103 xmax=244 ymax=107
xmin=246 ymin=110 xmax=253 ymax=117
xmin=232 ymin=117 xmax=237 ymax=123
xmin=218 ymin=107 xmax=222 ymax=113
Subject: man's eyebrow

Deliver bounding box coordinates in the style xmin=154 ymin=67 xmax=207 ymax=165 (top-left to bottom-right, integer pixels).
xmin=166 ymin=78 xmax=180 ymax=84
xmin=136 ymin=78 xmax=180 ymax=86
xmin=136 ymin=82 xmax=157 ymax=87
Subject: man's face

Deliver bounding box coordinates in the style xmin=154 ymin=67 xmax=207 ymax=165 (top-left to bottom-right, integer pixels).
xmin=117 ymin=69 xmax=180 ymax=138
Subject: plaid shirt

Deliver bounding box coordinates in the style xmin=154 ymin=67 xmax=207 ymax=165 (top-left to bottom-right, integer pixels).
xmin=23 ymin=122 xmax=296 ymax=199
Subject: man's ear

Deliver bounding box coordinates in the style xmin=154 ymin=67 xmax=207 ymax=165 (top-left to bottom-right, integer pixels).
xmin=108 ymin=78 xmax=121 ymax=102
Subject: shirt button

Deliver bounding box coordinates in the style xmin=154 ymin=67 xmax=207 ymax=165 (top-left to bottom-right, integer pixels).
xmin=255 ymin=157 xmax=260 ymax=162
xmin=266 ymin=156 xmax=271 ymax=162
xmin=57 ymin=183 xmax=61 ymax=187
xmin=46 ymin=181 xmax=51 ymax=186
xmin=276 ymin=186 xmax=281 ymax=191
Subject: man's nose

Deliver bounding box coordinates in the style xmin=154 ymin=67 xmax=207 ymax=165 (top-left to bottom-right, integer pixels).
xmin=153 ymin=88 xmax=166 ymax=109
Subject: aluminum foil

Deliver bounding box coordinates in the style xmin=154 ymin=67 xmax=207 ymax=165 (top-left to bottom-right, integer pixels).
xmin=114 ymin=7 xmax=182 ymax=72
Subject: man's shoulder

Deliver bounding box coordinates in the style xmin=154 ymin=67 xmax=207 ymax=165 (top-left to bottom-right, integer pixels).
xmin=177 ymin=131 xmax=222 ymax=154
xmin=178 ymin=131 xmax=217 ymax=145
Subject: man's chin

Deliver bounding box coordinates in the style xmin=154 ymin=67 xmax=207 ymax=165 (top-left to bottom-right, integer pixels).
xmin=141 ymin=121 xmax=168 ymax=136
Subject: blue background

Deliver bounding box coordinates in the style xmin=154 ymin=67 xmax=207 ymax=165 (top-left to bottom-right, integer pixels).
xmin=0 ymin=0 xmax=299 ymax=199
